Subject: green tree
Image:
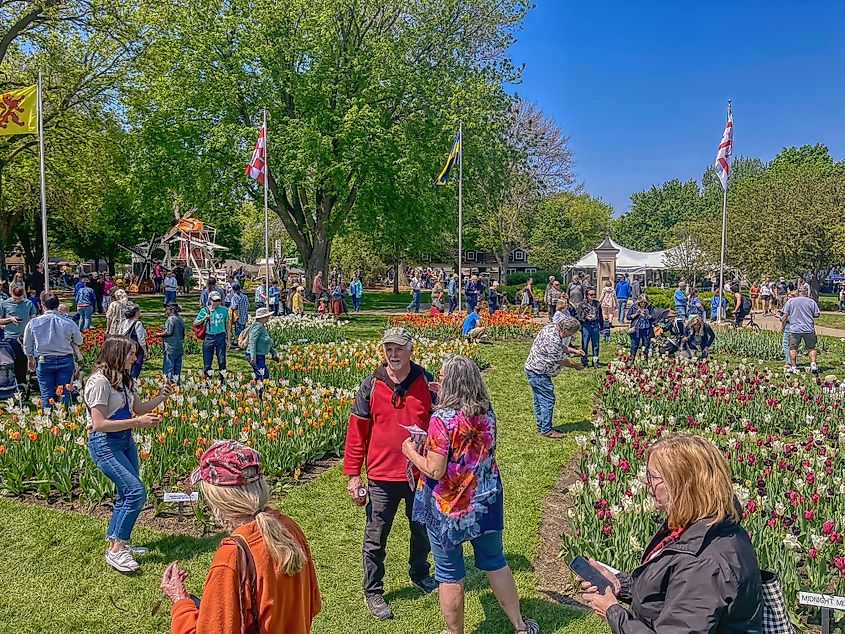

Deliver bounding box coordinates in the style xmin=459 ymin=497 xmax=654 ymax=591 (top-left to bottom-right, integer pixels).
xmin=714 ymin=146 xmax=845 ymax=289
xmin=527 ymin=192 xmax=611 ymax=272
xmin=477 ymin=99 xmax=575 ymax=274
xmin=612 ymin=179 xmax=703 ymax=252
xmin=0 ymin=1 xmax=143 ymax=276
xmin=127 ymin=0 xmax=529 ymax=289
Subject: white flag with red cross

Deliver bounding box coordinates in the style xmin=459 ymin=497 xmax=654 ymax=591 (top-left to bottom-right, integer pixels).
xmin=714 ymin=108 xmax=733 ymax=191
xmin=245 ymin=125 xmax=266 ymax=185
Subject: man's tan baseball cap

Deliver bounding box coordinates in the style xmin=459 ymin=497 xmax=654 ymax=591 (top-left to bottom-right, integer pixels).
xmin=381 ymin=327 xmax=413 ymax=346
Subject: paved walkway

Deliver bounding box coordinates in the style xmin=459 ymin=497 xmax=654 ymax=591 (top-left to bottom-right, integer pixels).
xmin=727 ymin=311 xmax=845 ymax=338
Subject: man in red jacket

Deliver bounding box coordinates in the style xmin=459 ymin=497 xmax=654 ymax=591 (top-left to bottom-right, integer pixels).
xmin=343 ymin=326 xmax=438 ymax=620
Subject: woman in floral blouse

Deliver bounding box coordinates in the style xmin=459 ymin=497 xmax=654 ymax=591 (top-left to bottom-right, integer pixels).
xmin=402 ymin=354 xmax=538 ymax=634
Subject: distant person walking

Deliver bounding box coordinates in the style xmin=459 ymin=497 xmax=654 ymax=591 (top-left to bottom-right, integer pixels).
xmin=406 ymin=273 xmax=422 ymax=313
xmin=163 ymin=270 xmax=178 ymax=307
xmin=447 ymin=273 xmax=458 ymax=314
xmin=121 ymin=304 xmax=148 ymax=379
xmin=161 ymin=303 xmax=185 ymax=382
xmin=106 ymin=289 xmax=130 ymax=336
xmin=23 ymin=291 xmax=83 ymax=410
xmin=349 ymin=273 xmax=363 ymax=313
xmin=195 ymin=292 xmax=230 ymax=379
xmin=781 ymin=287 xmax=820 ymax=374
xmin=75 ymin=278 xmax=96 ymax=331
xmin=615 ymin=275 xmax=631 ymax=323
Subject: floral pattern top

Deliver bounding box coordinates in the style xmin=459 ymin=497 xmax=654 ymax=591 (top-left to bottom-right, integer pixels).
xmin=412 ymin=406 xmax=503 ymax=550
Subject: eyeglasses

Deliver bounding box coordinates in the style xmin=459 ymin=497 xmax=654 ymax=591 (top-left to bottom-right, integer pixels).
xmin=645 ymin=471 xmax=664 ymax=486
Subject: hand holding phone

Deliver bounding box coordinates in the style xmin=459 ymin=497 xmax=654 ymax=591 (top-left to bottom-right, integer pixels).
xmin=569 ymin=556 xmax=614 ymax=595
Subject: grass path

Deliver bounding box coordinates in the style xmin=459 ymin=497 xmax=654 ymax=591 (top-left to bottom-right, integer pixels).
xmin=0 ymin=309 xmax=612 ymax=633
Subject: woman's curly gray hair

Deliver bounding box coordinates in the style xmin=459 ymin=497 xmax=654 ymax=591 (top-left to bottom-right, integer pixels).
xmin=434 ymin=354 xmax=490 ymax=418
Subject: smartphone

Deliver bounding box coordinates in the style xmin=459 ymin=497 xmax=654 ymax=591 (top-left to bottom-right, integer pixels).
xmin=569 ymin=556 xmax=612 ymax=595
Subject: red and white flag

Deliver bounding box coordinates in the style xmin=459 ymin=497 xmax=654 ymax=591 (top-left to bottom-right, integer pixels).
xmin=245 ymin=125 xmax=266 ymax=185
xmin=714 ymin=109 xmax=733 ymax=191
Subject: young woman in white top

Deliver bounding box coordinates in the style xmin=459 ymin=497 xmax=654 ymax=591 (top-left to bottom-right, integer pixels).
xmin=85 ymin=335 xmax=173 ymax=572
xmin=759 ymin=278 xmax=773 ymax=316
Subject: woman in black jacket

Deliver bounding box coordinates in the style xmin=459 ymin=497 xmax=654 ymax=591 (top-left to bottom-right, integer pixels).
xmin=682 ymin=315 xmax=716 ymax=360
xmin=578 ymin=434 xmax=763 ymax=633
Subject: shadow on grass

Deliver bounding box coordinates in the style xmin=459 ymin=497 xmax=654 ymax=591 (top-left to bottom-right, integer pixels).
xmin=471 ymin=591 xmax=589 ymax=633
xmin=139 ymin=532 xmax=226 ymax=565
xmin=553 ymin=419 xmax=593 ymax=434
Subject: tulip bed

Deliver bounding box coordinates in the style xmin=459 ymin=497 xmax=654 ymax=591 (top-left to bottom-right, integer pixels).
xmin=0 ymin=374 xmax=354 ymax=503
xmin=0 ymin=338 xmax=478 ymax=507
xmin=711 ymin=327 xmax=831 ymax=360
xmin=80 ymin=325 xmax=202 ymax=367
xmin=266 ymin=314 xmax=348 ymax=343
xmin=272 ymin=338 xmax=486 ymax=389
xmin=388 ymin=310 xmax=541 ymax=341
xmin=561 ymin=354 xmax=845 ymax=613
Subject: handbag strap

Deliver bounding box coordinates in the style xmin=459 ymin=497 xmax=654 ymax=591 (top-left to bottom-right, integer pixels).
xmin=231 ymin=533 xmax=261 ymax=634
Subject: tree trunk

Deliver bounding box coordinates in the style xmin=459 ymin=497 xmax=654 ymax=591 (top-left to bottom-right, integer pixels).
xmin=392 ymin=260 xmax=399 ymax=294
xmin=107 ymin=255 xmax=115 ymax=276
xmin=304 ymin=231 xmax=330 ymax=300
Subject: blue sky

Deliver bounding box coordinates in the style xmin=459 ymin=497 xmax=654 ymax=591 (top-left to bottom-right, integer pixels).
xmin=507 ymin=1 xmax=845 ymax=214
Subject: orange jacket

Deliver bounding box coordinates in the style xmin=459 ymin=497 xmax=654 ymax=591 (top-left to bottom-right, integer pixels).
xmin=171 ymin=511 xmax=320 ymax=634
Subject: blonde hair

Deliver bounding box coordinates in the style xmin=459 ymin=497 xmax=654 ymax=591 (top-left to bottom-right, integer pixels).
xmin=112 ymin=288 xmax=127 ymax=302
xmin=648 ymin=434 xmax=738 ymax=529
xmin=200 ymin=478 xmax=306 ymax=575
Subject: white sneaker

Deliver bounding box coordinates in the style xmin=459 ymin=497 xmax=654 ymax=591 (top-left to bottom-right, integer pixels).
xmin=124 ymin=544 xmax=149 ymax=556
xmin=105 ymin=548 xmax=140 ymax=572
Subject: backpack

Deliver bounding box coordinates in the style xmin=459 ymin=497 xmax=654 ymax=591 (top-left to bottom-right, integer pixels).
xmin=237 ymin=321 xmax=256 ymax=350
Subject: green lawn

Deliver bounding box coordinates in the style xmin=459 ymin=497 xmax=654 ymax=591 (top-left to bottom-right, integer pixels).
xmin=815 ymin=312 xmax=845 ymax=332
xmin=0 ymin=326 xmax=611 ymax=633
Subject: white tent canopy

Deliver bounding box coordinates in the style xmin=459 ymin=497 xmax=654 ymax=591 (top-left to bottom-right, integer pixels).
xmin=569 ymin=237 xmax=680 ymax=274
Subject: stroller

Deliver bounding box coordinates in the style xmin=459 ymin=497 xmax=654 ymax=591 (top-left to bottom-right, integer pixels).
xmin=0 ymin=339 xmax=19 ymax=400
xmin=652 ymin=308 xmax=684 ymax=357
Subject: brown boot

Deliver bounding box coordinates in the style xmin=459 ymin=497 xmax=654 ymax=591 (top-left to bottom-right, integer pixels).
xmin=541 ymin=430 xmax=565 ymax=439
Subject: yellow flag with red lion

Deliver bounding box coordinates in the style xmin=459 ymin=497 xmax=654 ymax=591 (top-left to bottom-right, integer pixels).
xmin=0 ymin=86 xmax=37 ymax=135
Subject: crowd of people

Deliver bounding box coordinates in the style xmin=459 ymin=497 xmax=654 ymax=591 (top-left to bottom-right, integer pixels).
xmin=0 ymin=257 xmax=828 ymax=633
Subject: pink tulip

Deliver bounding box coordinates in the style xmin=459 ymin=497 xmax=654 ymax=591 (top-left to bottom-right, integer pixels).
xmin=822 ymin=520 xmax=835 ymax=535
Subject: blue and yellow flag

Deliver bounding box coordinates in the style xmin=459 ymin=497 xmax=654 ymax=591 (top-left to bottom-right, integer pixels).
xmin=434 ymin=130 xmax=461 ymax=186
xmin=0 ymin=86 xmax=37 ymax=136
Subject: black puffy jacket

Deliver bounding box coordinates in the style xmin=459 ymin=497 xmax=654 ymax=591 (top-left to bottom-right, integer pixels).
xmin=607 ymin=517 xmax=763 ymax=634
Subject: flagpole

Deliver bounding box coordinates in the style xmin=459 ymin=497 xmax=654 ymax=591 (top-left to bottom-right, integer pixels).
xmin=457 ymin=121 xmax=463 ymax=312
xmin=716 ymin=99 xmax=731 ymax=324
xmin=262 ymin=107 xmax=270 ymax=301
xmin=37 ymin=70 xmax=49 ymax=293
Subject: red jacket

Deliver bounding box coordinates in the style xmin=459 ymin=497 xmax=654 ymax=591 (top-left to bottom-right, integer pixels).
xmin=343 ymin=363 xmax=434 ymax=482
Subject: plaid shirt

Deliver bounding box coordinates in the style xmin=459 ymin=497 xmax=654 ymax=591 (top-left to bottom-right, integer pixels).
xmin=231 ymin=292 xmax=250 ymax=325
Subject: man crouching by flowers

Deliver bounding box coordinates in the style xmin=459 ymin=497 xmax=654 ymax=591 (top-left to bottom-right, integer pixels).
xmin=343 ymin=326 xmax=438 ymax=621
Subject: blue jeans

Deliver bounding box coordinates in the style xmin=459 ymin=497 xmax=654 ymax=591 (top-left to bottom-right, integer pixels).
xmin=249 ymin=354 xmax=267 ymax=382
xmin=582 ymin=322 xmax=600 ymax=358
xmin=448 ymin=295 xmax=457 ymax=314
xmin=467 ymin=296 xmax=477 ymax=313
xmin=352 ymin=295 xmax=360 ymax=312
xmin=164 ymin=290 xmax=177 ymax=306
xmin=88 ymin=430 xmax=146 ymax=542
xmin=78 ymin=306 xmax=93 ymax=330
xmin=617 ymin=299 xmax=628 ymax=323
xmin=630 ymin=328 xmax=652 ymax=358
xmin=526 ymin=370 xmax=555 ymax=434
xmin=36 ymin=354 xmax=75 ymax=411
xmin=202 ymin=332 xmax=227 ymax=376
xmin=489 ymin=304 xmax=497 ymax=316
xmin=839 ymin=300 xmax=844 ymax=313
xmin=782 ymin=330 xmax=790 ymax=365
xmin=407 ymin=290 xmax=421 ymax=312
xmin=233 ymin=321 xmax=246 ymax=342
xmin=162 ymin=350 xmax=183 ymax=380
xmin=428 ymin=528 xmax=508 ymax=583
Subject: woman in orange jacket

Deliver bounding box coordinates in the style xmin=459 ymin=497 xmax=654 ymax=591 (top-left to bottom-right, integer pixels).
xmin=160 ymin=441 xmax=321 ymax=633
